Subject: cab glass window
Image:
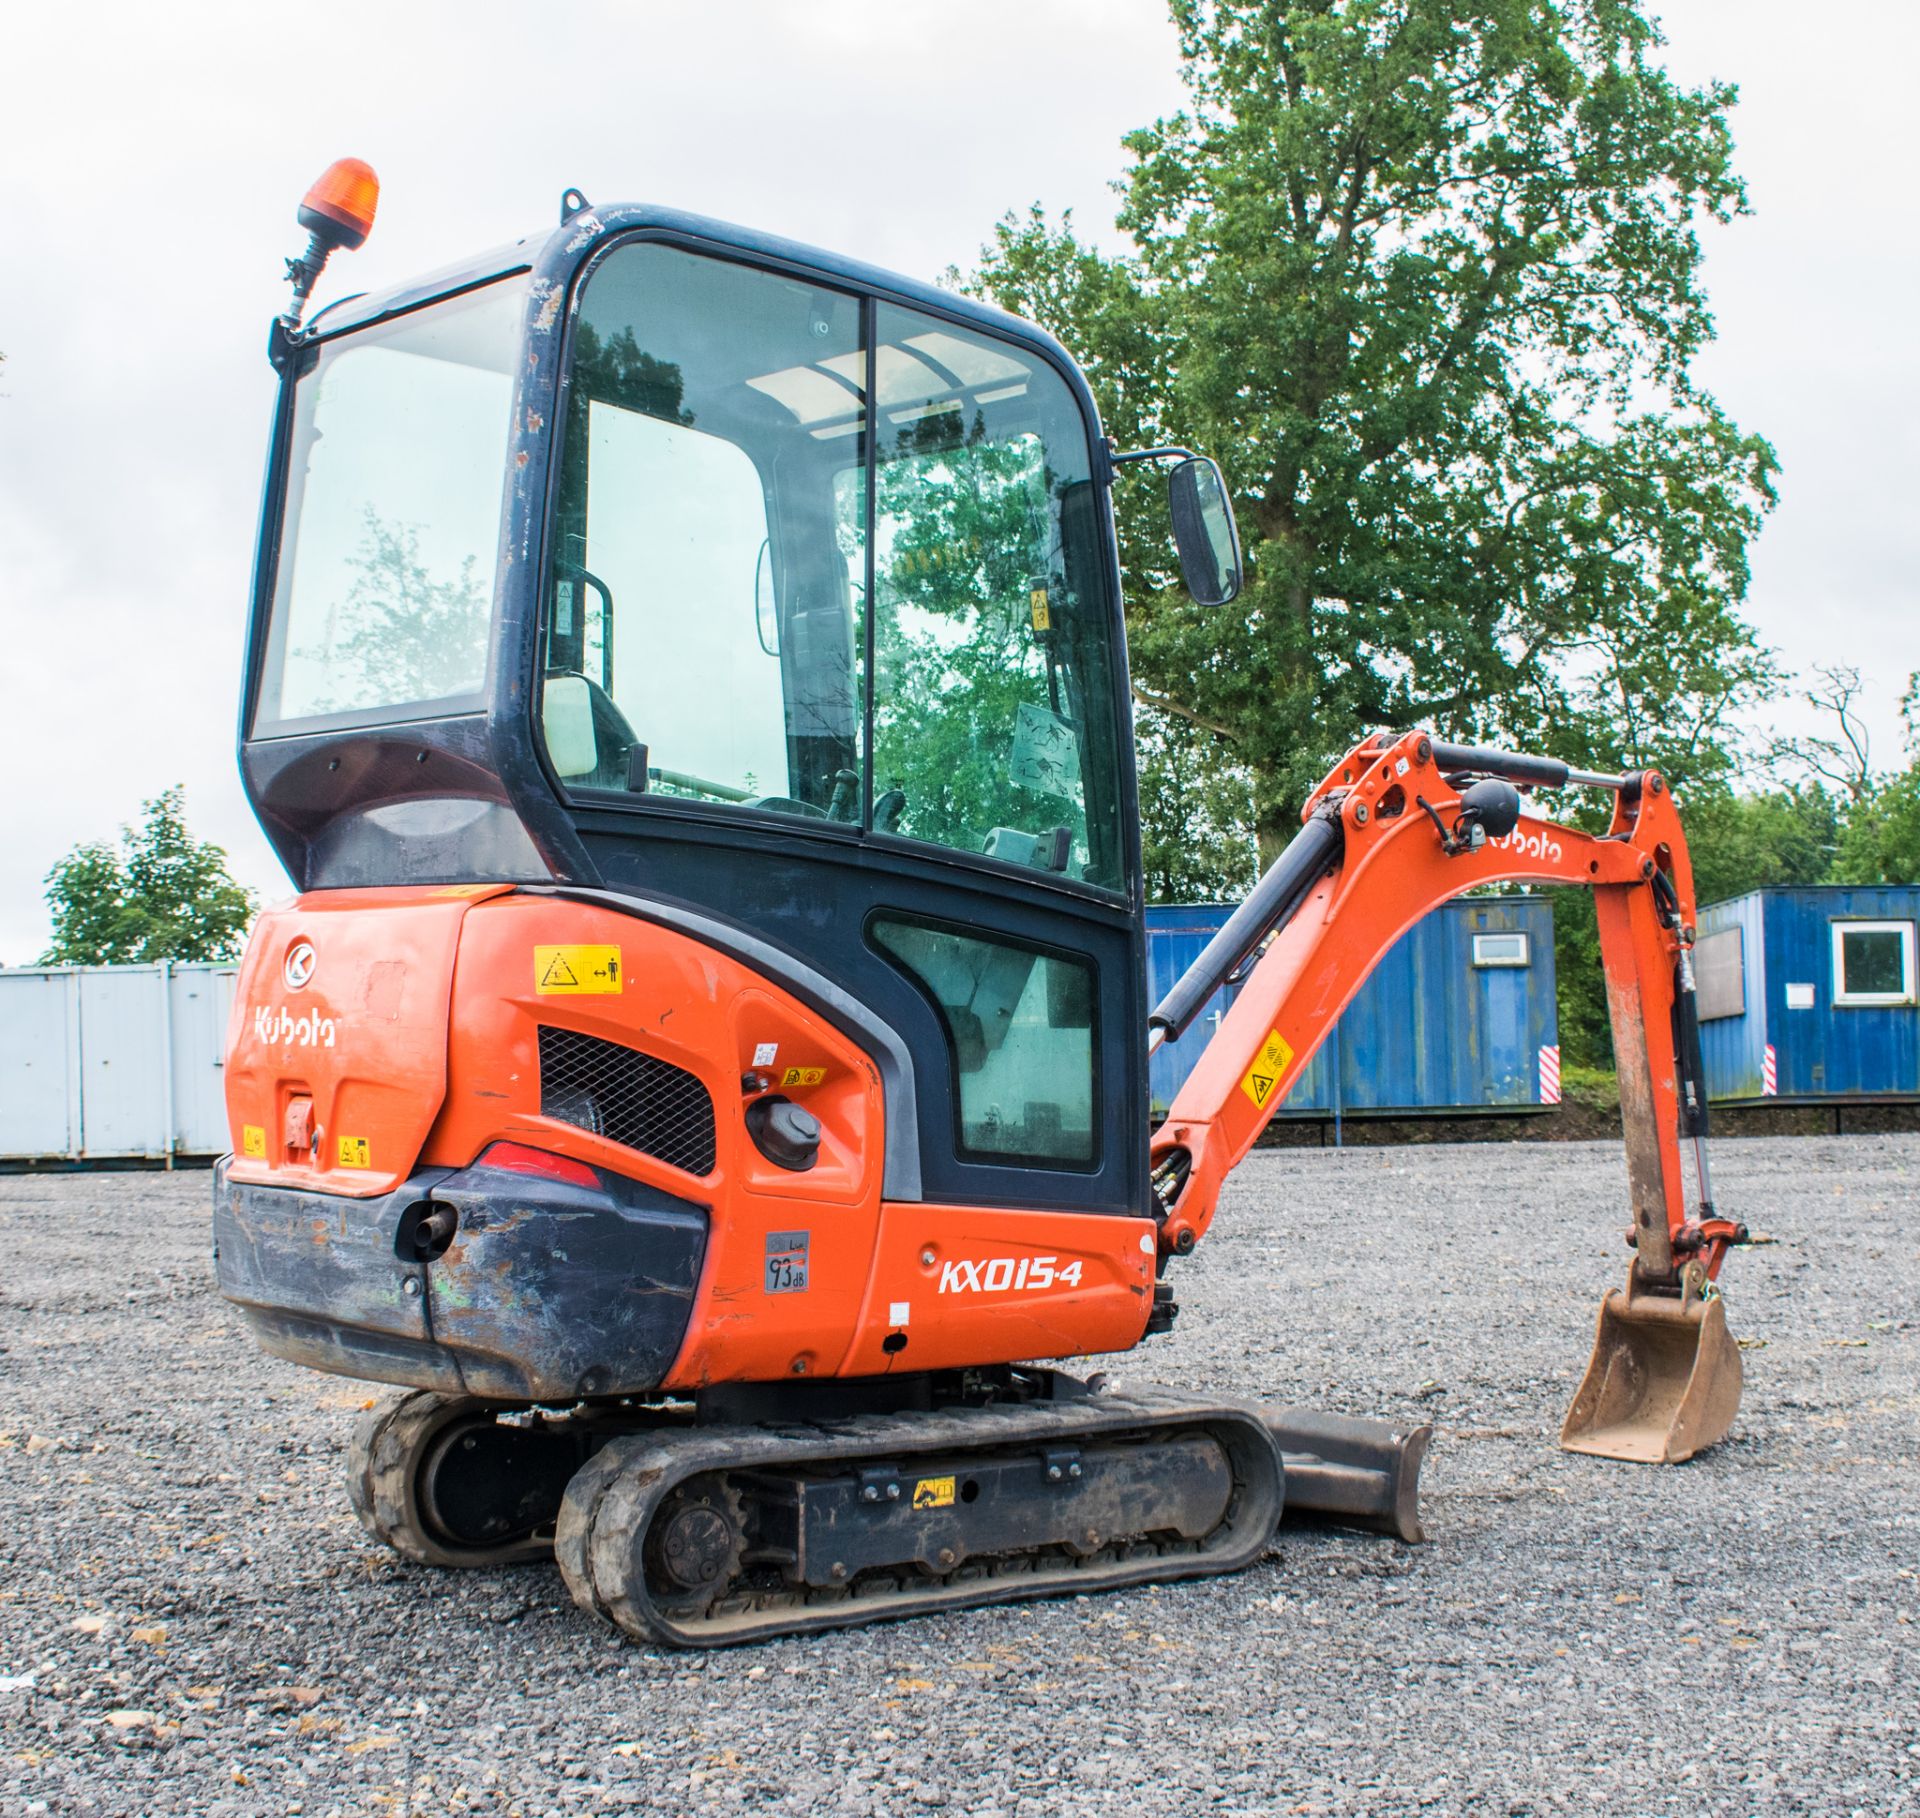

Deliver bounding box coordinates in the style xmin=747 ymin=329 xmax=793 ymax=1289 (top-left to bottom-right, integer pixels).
xmin=256 ymin=277 xmax=526 ymax=731
xmin=543 ymin=243 xmax=1126 ymax=892
xmin=872 ymin=917 xmax=1097 ymax=1166
xmin=861 ymin=304 xmax=1125 ymax=890
xmin=545 ymin=244 xmax=866 ymax=815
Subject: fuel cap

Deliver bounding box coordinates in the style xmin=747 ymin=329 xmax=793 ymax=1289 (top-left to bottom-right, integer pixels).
xmin=746 ymin=1096 xmax=821 ymax=1171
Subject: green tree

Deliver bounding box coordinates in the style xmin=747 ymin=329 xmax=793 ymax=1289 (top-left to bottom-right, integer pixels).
xmin=41 ymin=789 xmax=256 ymax=966
xmin=1833 ymin=676 xmax=1920 ymax=884
xmin=1136 ymin=709 xmax=1259 ymax=901
xmin=1684 ymin=783 xmax=1839 ymax=906
xmin=1836 ymin=773 xmax=1920 ymax=884
xmin=975 ymin=0 xmax=1777 ymax=858
xmin=1552 ymin=779 xmax=1838 ymax=1067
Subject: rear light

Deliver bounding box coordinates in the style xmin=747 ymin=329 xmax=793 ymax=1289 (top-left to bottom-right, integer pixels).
xmin=477 ymin=1141 xmax=600 ymax=1190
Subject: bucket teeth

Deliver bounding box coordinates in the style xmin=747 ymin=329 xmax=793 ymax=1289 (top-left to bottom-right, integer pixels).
xmin=1560 ymin=1277 xmax=1743 ymax=1463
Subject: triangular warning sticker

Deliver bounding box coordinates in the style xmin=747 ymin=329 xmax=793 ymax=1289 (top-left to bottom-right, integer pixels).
xmin=534 ymin=944 xmax=623 ymax=994
xmin=1240 ymin=1029 xmax=1295 ymax=1109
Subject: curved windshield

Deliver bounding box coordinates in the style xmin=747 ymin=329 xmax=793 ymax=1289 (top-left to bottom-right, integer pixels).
xmin=255 ymin=276 xmax=526 ymax=732
xmin=542 ymin=241 xmax=1126 ymax=892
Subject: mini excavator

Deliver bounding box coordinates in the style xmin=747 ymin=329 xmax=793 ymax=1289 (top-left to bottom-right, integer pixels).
xmin=215 ymin=163 xmax=1748 ymax=1646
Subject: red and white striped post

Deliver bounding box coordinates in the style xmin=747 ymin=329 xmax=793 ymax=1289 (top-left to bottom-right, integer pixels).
xmin=1538 ymin=1044 xmax=1562 ymax=1105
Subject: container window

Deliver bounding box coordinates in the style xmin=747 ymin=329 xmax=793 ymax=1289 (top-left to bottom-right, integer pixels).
xmin=870 ymin=917 xmax=1096 ymax=1167
xmin=1831 ymin=920 xmax=1915 ymax=1007
xmin=1471 ymin=931 xmax=1530 ymax=968
xmin=1694 ymin=926 xmax=1746 ymax=1021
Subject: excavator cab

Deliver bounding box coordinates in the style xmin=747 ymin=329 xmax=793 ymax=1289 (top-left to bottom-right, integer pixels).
xmin=240 ymin=200 xmax=1244 ymax=1228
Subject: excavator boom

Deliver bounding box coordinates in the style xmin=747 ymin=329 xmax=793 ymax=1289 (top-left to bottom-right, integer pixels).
xmin=1149 ymin=729 xmax=1747 ymax=1463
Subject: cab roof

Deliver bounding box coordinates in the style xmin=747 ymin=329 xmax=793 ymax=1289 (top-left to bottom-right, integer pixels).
xmin=298 ymin=201 xmax=1086 ymax=392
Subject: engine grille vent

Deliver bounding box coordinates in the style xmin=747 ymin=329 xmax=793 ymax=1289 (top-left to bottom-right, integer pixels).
xmin=537 ymin=1026 xmax=716 ymax=1178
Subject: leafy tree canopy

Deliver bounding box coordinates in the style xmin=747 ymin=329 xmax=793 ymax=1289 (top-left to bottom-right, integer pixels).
xmin=1684 ymin=782 xmax=1841 ymax=906
xmin=1833 ymin=677 xmax=1920 ymax=885
xmin=40 ymin=788 xmax=256 ymax=966
xmin=975 ymin=0 xmax=1778 ymax=859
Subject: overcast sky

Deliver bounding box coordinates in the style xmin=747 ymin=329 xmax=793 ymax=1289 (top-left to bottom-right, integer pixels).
xmin=1 ymin=0 xmax=1913 ymax=964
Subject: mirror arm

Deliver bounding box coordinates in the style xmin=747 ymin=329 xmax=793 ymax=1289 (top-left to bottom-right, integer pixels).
xmin=1109 ymin=444 xmax=1198 ymax=467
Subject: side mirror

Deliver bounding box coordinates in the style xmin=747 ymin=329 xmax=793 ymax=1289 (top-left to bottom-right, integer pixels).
xmin=1168 ymin=456 xmax=1244 ymax=607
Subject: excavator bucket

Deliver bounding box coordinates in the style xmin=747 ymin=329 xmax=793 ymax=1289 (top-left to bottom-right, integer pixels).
xmin=1560 ymin=1275 xmax=1743 ymax=1464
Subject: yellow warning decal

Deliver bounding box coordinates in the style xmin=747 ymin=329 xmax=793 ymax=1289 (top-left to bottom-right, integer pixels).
xmin=1239 ymin=1029 xmax=1295 ymax=1110
xmin=535 ymin=944 xmax=622 ymax=994
xmin=241 ymin=1123 xmax=267 ymax=1159
xmin=781 ymin=1065 xmax=827 ymax=1088
xmin=912 ymin=1475 xmax=956 ymax=1510
xmin=1029 ymin=588 xmax=1052 ymax=631
xmin=337 ymin=1135 xmax=371 ymax=1169
xmin=433 ymin=883 xmax=496 ymax=898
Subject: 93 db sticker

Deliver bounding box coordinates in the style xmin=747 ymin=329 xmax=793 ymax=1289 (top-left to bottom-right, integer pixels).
xmin=534 ymin=945 xmax=622 ymax=994
xmin=765 ymin=1231 xmax=809 ymax=1294
xmin=1240 ymin=1029 xmax=1294 ymax=1110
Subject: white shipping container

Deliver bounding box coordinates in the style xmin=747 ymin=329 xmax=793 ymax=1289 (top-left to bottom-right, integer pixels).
xmin=0 ymin=963 xmax=237 ymax=1161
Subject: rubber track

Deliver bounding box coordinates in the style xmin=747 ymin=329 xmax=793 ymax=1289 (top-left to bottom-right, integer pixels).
xmin=553 ymin=1388 xmax=1285 ymax=1647
xmin=348 ymin=1389 xmax=555 ymax=1569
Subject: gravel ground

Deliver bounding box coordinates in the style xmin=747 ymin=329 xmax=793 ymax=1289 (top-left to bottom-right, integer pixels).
xmin=1 ymin=1135 xmax=1916 ymax=1817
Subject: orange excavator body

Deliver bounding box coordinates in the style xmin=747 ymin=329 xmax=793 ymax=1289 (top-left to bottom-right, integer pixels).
xmin=213 ymin=172 xmax=1750 ymax=1644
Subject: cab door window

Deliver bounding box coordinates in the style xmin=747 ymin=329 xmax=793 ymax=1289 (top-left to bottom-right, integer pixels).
xmin=544 ymin=244 xmax=864 ymax=819
xmin=542 ymin=243 xmax=1125 ymax=893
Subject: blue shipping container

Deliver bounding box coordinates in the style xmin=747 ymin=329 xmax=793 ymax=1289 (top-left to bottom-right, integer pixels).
xmin=1696 ymin=887 xmax=1920 ymax=1102
xmin=1146 ymin=896 xmax=1559 ymax=1118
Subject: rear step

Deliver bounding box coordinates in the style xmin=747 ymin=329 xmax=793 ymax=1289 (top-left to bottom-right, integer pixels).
xmin=554 ymin=1390 xmax=1285 ymax=1647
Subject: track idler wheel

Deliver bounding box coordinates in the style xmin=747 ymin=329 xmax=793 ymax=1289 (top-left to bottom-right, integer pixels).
xmin=348 ymin=1390 xmax=578 ymax=1568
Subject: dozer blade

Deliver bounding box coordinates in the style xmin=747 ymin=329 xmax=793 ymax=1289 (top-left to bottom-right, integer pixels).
xmin=1560 ymin=1274 xmax=1743 ymax=1463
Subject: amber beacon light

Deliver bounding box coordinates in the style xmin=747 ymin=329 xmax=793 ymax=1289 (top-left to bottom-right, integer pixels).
xmin=280 ymin=157 xmax=380 ymax=333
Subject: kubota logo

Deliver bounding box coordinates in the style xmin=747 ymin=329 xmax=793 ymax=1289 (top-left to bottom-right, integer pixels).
xmin=252 ymin=1004 xmax=337 ymax=1048
xmin=283 ymin=941 xmax=316 ymax=990
xmin=1491 ymin=823 xmax=1564 ymax=865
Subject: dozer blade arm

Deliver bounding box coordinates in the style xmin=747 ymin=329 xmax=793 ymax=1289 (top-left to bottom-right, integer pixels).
xmin=1148 ymin=729 xmax=1748 ymax=1464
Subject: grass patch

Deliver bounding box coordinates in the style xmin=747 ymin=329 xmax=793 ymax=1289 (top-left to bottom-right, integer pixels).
xmin=1559 ymin=1064 xmax=1620 ymax=1113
